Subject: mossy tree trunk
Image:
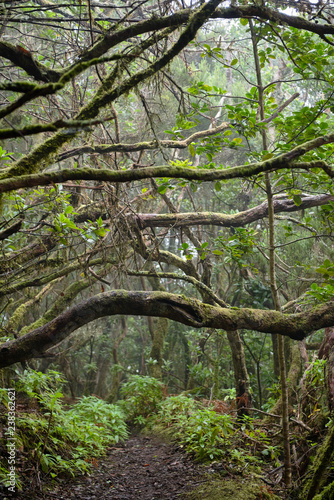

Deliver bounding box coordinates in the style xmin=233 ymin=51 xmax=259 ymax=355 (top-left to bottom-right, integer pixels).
xmin=108 ymin=317 xmax=128 ymax=402
xmin=301 ymin=420 xmax=334 ymax=500
xmin=267 ymin=343 xmax=302 ymax=416
xmin=319 ymin=327 xmax=334 ymax=412
xmin=226 ymin=330 xmax=252 ymax=416
xmin=148 ymin=317 xmax=169 ymax=380
xmin=250 ymin=19 xmax=292 ymax=487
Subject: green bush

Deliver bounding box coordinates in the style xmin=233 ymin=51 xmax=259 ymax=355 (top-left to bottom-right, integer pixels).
xmin=120 ymin=375 xmax=164 ymax=421
xmin=156 ymin=394 xmax=234 ymax=461
xmin=0 ymin=369 xmax=128 ymax=485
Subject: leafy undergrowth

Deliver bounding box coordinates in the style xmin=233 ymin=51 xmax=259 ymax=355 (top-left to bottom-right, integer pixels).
xmin=120 ymin=376 xmax=286 ymax=498
xmin=0 ymin=370 xmax=128 ymax=495
xmin=120 ymin=375 xmax=333 ymax=499
xmin=121 ymin=375 xmax=279 ymax=466
xmin=0 ymin=371 xmax=330 ymax=499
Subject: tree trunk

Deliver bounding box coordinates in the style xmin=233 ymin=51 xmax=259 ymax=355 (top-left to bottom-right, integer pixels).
xmin=250 ymin=18 xmax=292 ymax=487
xmin=266 ymin=343 xmax=302 ymax=416
xmin=319 ymin=326 xmax=334 ymax=412
xmin=108 ymin=317 xmax=128 ymax=402
xmin=226 ymin=330 xmax=252 ymax=416
xmin=271 ymin=333 xmax=280 ymax=378
xmin=301 ymin=420 xmax=334 ymax=500
xmin=148 ymin=317 xmax=169 ymax=380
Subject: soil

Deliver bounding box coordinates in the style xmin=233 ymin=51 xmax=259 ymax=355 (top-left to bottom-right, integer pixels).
xmin=21 ymin=435 xmax=222 ymax=500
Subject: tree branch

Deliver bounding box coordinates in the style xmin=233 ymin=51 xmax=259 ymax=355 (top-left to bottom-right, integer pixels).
xmin=0 ymin=41 xmax=60 ymax=83
xmin=58 ymin=122 xmax=230 ymax=161
xmin=0 ymin=290 xmax=333 ymax=368
xmin=1 ymin=159 xmax=332 ymax=194
xmin=136 ymin=194 xmax=334 ymax=229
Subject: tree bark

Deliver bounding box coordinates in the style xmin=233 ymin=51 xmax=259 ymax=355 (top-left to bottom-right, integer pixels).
xmin=137 ymin=194 xmax=334 ymax=229
xmin=250 ymin=18 xmax=292 ymax=486
xmin=301 ymin=420 xmax=334 ymax=500
xmin=1 ymin=290 xmax=334 ymax=368
xmin=319 ymin=327 xmax=334 ymax=413
xmin=226 ymin=330 xmax=252 ymax=416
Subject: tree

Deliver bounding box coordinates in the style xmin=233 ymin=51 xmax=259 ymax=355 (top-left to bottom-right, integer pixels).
xmin=2 ymin=2 xmax=334 ymax=493
xmin=0 ymin=0 xmax=333 ymax=369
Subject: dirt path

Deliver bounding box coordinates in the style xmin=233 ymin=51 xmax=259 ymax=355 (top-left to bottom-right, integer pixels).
xmin=46 ymin=435 xmax=217 ymax=500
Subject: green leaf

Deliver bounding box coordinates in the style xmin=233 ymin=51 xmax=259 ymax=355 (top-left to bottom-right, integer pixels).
xmin=293 ymin=195 xmax=302 ymax=206
xmin=231 ymin=58 xmax=238 ymax=66
xmin=240 ymin=18 xmax=248 ymax=26
xmin=189 ymin=143 xmax=196 ymax=157
xmin=232 ymin=137 xmax=242 ymax=145
xmin=65 ymin=205 xmax=74 ymax=215
xmin=213 ymin=250 xmax=224 ymax=255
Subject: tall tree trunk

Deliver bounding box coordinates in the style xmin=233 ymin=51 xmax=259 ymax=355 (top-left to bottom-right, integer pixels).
xmin=148 ymin=317 xmax=169 ymax=380
xmin=108 ymin=317 xmax=128 ymax=402
xmin=267 ymin=343 xmax=301 ymax=416
xmin=250 ymin=20 xmax=292 ymax=488
xmin=319 ymin=326 xmax=334 ymax=412
xmin=301 ymin=328 xmax=334 ymax=498
xmin=271 ymin=333 xmax=280 ymax=378
xmin=226 ymin=330 xmax=252 ymax=416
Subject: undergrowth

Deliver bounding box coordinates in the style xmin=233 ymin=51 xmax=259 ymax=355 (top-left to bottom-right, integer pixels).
xmin=0 ymin=369 xmax=128 ymax=491
xmin=120 ymin=376 xmax=277 ymax=470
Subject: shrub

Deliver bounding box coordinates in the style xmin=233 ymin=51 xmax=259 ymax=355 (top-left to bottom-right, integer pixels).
xmin=156 ymin=394 xmax=234 ymax=461
xmin=0 ymin=369 xmax=128 ymax=486
xmin=120 ymin=375 xmax=164 ymax=421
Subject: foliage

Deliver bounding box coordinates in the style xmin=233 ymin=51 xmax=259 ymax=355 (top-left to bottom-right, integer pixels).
xmin=155 ymin=394 xmax=234 ymax=461
xmin=120 ymin=375 xmax=164 ymax=421
xmin=0 ymin=370 xmax=128 ymax=486
xmin=16 ymin=369 xmax=66 ymax=396
xmin=0 ymin=1 xmax=334 ymax=496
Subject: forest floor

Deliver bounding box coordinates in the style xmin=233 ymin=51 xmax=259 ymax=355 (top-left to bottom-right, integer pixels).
xmin=7 ymin=432 xmax=283 ymax=500
xmin=43 ymin=434 xmax=221 ymax=500
xmin=13 ymin=432 xmax=285 ymax=500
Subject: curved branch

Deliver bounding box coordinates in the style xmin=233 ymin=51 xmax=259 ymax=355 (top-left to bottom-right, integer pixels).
xmin=0 ymin=290 xmax=333 ymax=367
xmin=127 ymin=269 xmax=228 ymax=307
xmin=0 ymin=41 xmax=60 ymax=83
xmin=137 ymin=194 xmax=334 ymax=229
xmin=58 ymin=122 xmax=230 ymax=161
xmin=0 ymin=116 xmax=115 ymax=140
xmin=0 ymin=218 xmax=23 ymax=240
xmin=54 ymin=4 xmax=334 ymax=67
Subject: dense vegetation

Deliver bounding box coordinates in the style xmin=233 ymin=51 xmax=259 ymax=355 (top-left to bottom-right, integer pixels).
xmin=0 ymin=0 xmax=334 ymax=498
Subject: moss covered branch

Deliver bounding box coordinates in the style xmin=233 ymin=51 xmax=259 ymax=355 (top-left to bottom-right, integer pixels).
xmin=1 ymin=158 xmax=332 ymax=194
xmin=0 ymin=290 xmax=334 ymax=368
xmin=137 ymin=194 xmax=334 ymax=228
xmin=58 ymin=122 xmax=230 ymax=160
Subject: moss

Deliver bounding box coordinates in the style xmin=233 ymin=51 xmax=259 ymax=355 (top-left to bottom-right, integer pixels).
xmin=183 ymin=478 xmax=280 ymax=500
xmin=19 ymin=278 xmax=92 ymax=335
xmin=20 ymin=317 xmax=45 ymax=335
xmin=140 ymin=423 xmax=178 ymax=444
xmin=313 ymin=481 xmax=334 ymax=500
xmin=301 ymin=420 xmax=334 ymax=499
xmin=6 ymin=303 xmax=28 ymax=332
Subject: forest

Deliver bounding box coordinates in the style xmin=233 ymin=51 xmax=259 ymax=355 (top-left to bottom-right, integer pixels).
xmin=0 ymin=0 xmax=333 ymax=498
